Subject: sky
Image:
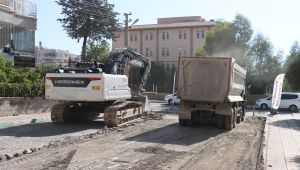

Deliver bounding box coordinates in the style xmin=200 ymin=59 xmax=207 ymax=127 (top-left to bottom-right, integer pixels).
xmin=34 ymin=0 xmax=300 ymax=56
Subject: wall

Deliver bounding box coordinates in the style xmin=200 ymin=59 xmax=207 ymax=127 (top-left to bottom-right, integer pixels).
xmin=0 ymin=97 xmax=56 ymax=117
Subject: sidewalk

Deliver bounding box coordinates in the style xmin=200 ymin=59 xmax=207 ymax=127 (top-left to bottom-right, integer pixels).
xmin=264 ymin=112 xmax=300 ymax=170
xmin=0 ymin=113 xmax=50 ymax=129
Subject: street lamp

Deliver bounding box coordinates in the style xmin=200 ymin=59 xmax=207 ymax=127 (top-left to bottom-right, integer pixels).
xmin=130 ymin=18 xmax=139 ymax=28
xmin=124 ymin=12 xmax=138 ymax=47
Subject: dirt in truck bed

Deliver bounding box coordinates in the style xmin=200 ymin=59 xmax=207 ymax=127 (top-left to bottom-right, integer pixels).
xmin=0 ymin=114 xmax=265 ymax=170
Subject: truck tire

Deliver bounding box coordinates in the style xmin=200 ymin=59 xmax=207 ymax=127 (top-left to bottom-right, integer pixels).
xmin=217 ymin=115 xmax=224 ymax=129
xmin=224 ymin=109 xmax=235 ymax=130
xmin=186 ymin=119 xmax=194 ymax=126
xmin=233 ymin=109 xmax=237 ymax=128
xmin=236 ymin=107 xmax=241 ymax=124
xmin=179 ymin=119 xmax=194 ymax=126
xmin=179 ymin=119 xmax=186 ymax=126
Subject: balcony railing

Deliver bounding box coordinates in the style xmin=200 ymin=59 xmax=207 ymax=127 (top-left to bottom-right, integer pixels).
xmin=0 ymin=0 xmax=36 ymax=18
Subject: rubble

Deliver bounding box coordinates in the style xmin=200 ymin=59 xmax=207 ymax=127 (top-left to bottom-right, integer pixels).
xmin=23 ymin=149 xmax=33 ymax=154
xmin=5 ymin=154 xmax=13 ymax=160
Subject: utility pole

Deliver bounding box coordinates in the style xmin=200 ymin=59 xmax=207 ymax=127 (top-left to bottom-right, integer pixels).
xmin=124 ymin=12 xmax=132 ymax=47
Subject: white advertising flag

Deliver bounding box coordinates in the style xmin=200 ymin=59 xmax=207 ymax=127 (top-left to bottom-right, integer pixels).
xmin=271 ymin=74 xmax=285 ymax=110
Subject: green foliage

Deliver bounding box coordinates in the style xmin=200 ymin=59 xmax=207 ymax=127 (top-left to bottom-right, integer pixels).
xmin=203 ymin=14 xmax=253 ymax=69
xmin=286 ymin=53 xmax=300 ymax=91
xmin=233 ymin=14 xmax=253 ymax=45
xmin=247 ymin=34 xmax=284 ymax=94
xmin=204 ymin=22 xmax=235 ymax=56
xmin=285 ymin=41 xmax=300 ymax=68
xmin=83 ymin=40 xmax=110 ymax=63
xmin=56 ymin=0 xmax=121 ymax=57
xmin=195 ymin=48 xmax=206 ymax=56
xmin=0 ymin=55 xmax=44 ymax=97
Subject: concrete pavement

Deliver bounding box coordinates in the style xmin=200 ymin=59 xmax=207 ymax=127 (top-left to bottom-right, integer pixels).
xmin=264 ymin=112 xmax=300 ymax=170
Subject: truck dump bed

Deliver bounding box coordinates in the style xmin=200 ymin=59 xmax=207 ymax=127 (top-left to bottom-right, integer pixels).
xmin=178 ymin=57 xmax=246 ymax=103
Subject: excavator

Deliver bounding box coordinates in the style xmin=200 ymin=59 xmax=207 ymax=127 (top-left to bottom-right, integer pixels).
xmin=45 ymin=48 xmax=151 ymax=126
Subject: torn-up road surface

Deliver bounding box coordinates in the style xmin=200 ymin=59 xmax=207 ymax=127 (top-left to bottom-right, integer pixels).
xmin=0 ymin=114 xmax=264 ymax=170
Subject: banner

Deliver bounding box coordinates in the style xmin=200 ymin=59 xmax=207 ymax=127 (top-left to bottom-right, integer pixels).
xmin=271 ymin=74 xmax=285 ymax=110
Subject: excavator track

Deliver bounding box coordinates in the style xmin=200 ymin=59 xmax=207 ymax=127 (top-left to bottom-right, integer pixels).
xmin=104 ymin=101 xmax=144 ymax=127
xmin=51 ymin=102 xmax=81 ymax=124
xmin=51 ymin=103 xmax=67 ymax=124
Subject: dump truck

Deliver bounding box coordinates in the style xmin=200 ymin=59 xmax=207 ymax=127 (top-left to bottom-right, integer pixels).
xmin=177 ymin=57 xmax=247 ymax=130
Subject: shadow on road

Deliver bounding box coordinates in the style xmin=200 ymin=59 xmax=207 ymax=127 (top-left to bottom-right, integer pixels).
xmin=269 ymin=116 xmax=300 ymax=131
xmin=291 ymin=155 xmax=300 ymax=169
xmin=0 ymin=121 xmax=104 ymax=137
xmin=124 ymin=123 xmax=224 ymax=146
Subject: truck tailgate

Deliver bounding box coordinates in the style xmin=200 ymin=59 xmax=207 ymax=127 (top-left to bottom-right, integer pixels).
xmin=178 ymin=57 xmax=232 ymax=102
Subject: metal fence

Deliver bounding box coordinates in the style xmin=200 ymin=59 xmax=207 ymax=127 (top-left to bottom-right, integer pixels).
xmin=144 ymin=61 xmax=178 ymax=93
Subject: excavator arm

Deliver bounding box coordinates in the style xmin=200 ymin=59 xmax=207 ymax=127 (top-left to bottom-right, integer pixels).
xmin=105 ymin=48 xmax=151 ymax=92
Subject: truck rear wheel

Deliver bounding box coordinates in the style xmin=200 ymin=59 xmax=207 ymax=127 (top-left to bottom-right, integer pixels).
xmin=224 ymin=109 xmax=235 ymax=130
xmin=179 ymin=119 xmax=194 ymax=126
xmin=217 ymin=115 xmax=224 ymax=129
xmin=233 ymin=109 xmax=237 ymax=128
xmin=224 ymin=115 xmax=232 ymax=130
xmin=179 ymin=119 xmax=186 ymax=126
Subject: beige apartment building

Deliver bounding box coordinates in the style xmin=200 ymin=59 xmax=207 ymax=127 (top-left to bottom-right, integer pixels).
xmin=112 ymin=16 xmax=216 ymax=66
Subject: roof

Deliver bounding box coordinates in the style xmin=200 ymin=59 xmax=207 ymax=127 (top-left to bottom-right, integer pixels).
xmin=125 ymin=21 xmax=216 ymax=31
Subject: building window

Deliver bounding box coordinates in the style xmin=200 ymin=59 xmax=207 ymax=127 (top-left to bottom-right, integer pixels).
xmin=196 ymin=30 xmax=201 ymax=39
xmin=162 ymin=48 xmax=165 ymax=56
xmin=146 ymin=48 xmax=149 ymax=56
xmin=162 ymin=32 xmax=165 ymax=40
xmin=183 ymin=31 xmax=187 ymax=39
xmin=179 ymin=31 xmax=186 ymax=39
xmin=166 ymin=48 xmax=169 ymax=56
xmin=134 ymin=32 xmax=138 ymax=41
xmin=146 ymin=32 xmax=153 ymax=41
xmin=178 ymin=48 xmax=182 ymax=56
xmin=179 ymin=31 xmax=182 ymax=39
xmin=130 ymin=33 xmax=133 ymax=41
xmin=150 ymin=32 xmax=153 ymax=40
xmin=145 ymin=48 xmax=153 ymax=57
xmin=166 ymin=32 xmax=169 ymax=40
xmin=149 ymin=49 xmax=153 ymax=57
xmin=178 ymin=48 xmax=186 ymax=56
xmin=201 ymin=30 xmax=205 ymax=39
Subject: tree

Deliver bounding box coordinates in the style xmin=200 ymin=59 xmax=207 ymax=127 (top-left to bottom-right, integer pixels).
xmin=285 ymin=41 xmax=300 ymax=68
xmin=247 ymin=33 xmax=283 ymax=94
xmin=233 ymin=14 xmax=253 ymax=46
xmin=195 ymin=47 xmax=206 ymax=56
xmin=203 ymin=14 xmax=253 ymax=68
xmin=56 ymin=0 xmax=121 ymax=57
xmin=83 ymin=40 xmax=110 ymax=63
xmin=203 ymin=22 xmax=235 ymax=56
xmin=248 ymin=33 xmax=274 ymax=75
xmin=286 ymin=53 xmax=300 ymax=91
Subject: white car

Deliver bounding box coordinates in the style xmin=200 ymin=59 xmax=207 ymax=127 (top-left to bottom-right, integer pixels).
xmin=255 ymin=92 xmax=300 ymax=112
xmin=164 ymin=92 xmax=181 ymax=105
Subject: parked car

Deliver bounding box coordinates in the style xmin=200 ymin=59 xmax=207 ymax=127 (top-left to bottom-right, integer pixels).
xmin=164 ymin=92 xmax=181 ymax=105
xmin=255 ymin=92 xmax=300 ymax=112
